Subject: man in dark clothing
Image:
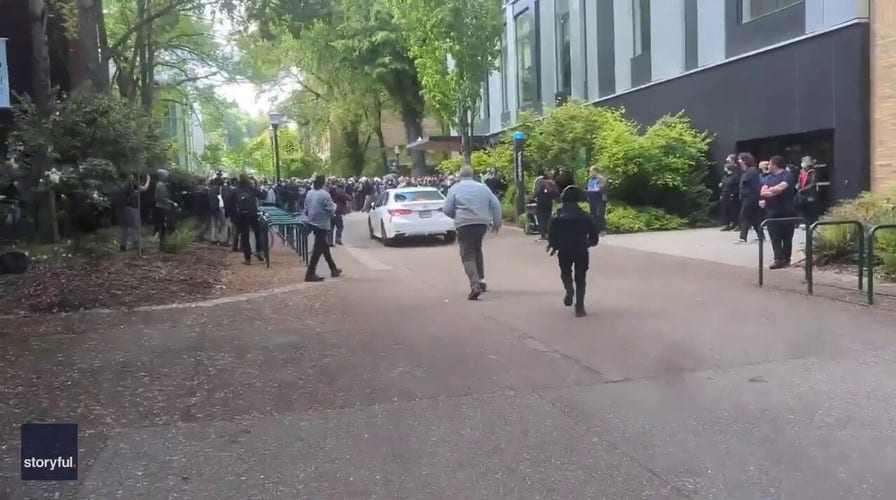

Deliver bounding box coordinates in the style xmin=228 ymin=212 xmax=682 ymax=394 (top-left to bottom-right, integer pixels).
xmin=328 ymin=182 xmax=350 ymax=246
xmin=761 ymin=155 xmax=797 ymax=269
xmin=222 ymin=180 xmax=240 ymax=252
xmin=227 ymin=173 xmax=264 ymax=265
xmin=737 ymin=153 xmax=764 ymax=243
xmin=719 ymin=160 xmax=741 ymax=231
xmin=547 ymin=186 xmax=600 ymax=318
xmin=534 ymin=173 xmax=559 ymax=241
xmin=555 ymin=168 xmax=575 ymax=194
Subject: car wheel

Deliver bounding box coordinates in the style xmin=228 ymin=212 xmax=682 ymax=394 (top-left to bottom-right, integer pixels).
xmin=444 ymin=231 xmax=457 ymax=244
xmin=381 ymin=221 xmax=394 ymax=246
xmin=368 ymin=217 xmax=376 ymax=239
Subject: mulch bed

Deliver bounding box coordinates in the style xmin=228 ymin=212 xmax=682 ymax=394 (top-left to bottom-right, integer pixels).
xmin=0 ymin=237 xmax=314 ymax=317
xmin=0 ymin=244 xmax=229 ymax=316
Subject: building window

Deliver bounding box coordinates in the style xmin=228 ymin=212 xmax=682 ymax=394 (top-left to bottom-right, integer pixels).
xmin=555 ymin=0 xmax=572 ymax=95
xmin=479 ymin=80 xmax=490 ymax=122
xmin=741 ymin=0 xmax=802 ymax=23
xmin=501 ymin=29 xmax=509 ymax=113
xmin=515 ymin=10 xmax=537 ymax=106
xmin=632 ymin=0 xmax=650 ymax=56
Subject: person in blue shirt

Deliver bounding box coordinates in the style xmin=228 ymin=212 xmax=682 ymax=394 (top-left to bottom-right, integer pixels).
xmin=585 ymin=165 xmax=608 ymax=233
xmin=760 ymin=155 xmax=797 ymax=269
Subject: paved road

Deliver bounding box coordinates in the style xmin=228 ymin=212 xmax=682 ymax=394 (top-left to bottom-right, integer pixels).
xmin=3 ymin=213 xmax=896 ymax=499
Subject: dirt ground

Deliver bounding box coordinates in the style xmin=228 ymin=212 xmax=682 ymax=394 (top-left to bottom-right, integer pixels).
xmin=0 ymin=241 xmax=308 ymax=317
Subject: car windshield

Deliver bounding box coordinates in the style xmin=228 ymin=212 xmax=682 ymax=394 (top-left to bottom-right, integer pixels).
xmin=393 ymin=190 xmax=444 ymax=202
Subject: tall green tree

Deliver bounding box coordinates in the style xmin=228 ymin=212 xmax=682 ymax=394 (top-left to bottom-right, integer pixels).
xmin=386 ymin=0 xmax=503 ymax=164
xmin=231 ymin=0 xmax=430 ymax=174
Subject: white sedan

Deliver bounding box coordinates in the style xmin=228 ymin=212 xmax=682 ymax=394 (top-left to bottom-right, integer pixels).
xmin=368 ymin=187 xmax=456 ymax=245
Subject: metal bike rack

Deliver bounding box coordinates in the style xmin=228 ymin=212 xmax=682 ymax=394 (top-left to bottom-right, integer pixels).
xmin=866 ymin=224 xmax=896 ymax=305
xmin=758 ymin=217 xmax=804 ymax=287
xmin=806 ymin=220 xmax=865 ymax=295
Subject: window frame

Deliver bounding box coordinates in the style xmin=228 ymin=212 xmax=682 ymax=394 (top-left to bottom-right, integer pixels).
xmin=500 ymin=28 xmax=509 ymax=113
xmin=739 ymin=0 xmax=803 ymax=24
xmin=632 ymin=0 xmax=651 ymax=57
xmin=513 ymin=8 xmax=538 ymax=109
xmin=554 ymin=0 xmax=572 ymax=95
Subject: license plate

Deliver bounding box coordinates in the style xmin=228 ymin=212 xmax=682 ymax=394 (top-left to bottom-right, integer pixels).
xmin=419 ymin=210 xmax=432 ymax=218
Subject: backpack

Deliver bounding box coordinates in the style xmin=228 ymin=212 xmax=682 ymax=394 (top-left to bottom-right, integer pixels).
xmin=237 ymin=190 xmax=257 ymax=215
xmin=0 ymin=251 xmax=30 ymax=275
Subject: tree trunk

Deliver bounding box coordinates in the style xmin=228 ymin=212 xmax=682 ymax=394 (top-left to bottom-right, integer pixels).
xmin=96 ymin=0 xmax=110 ymax=89
xmin=373 ymin=99 xmax=388 ymax=171
xmin=401 ymin=112 xmax=425 ymax=177
xmin=29 ymin=0 xmax=59 ymax=243
xmin=76 ymin=0 xmax=102 ymax=92
xmin=459 ymin=107 xmax=473 ymax=166
xmin=28 ymin=0 xmax=53 ymax=114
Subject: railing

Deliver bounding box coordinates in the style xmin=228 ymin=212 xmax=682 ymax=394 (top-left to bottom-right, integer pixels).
xmin=805 ymin=220 xmax=865 ymax=295
xmin=866 ymin=224 xmax=896 ymax=305
xmin=758 ymin=217 xmax=804 ymax=287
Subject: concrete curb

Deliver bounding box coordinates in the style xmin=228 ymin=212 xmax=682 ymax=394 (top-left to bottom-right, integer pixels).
xmin=0 ymin=281 xmax=324 ymax=320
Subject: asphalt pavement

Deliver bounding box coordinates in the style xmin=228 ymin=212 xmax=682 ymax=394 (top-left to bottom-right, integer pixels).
xmin=3 ymin=212 xmax=896 ymax=499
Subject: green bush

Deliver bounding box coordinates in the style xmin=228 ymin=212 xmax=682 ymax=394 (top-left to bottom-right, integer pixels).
xmin=436 ymin=102 xmax=713 ymax=224
xmin=596 ymin=112 xmax=713 ymax=221
xmin=165 ymin=220 xmax=200 ymax=254
xmin=502 ymin=184 xmax=518 ymax=220
xmin=605 ymin=205 xmax=687 ymax=234
xmin=814 ymin=190 xmax=896 ymax=277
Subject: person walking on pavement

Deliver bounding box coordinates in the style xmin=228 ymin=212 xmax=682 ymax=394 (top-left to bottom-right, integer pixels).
xmin=304 ymin=174 xmax=342 ymax=282
xmin=442 ymin=165 xmax=502 ymax=301
xmin=547 ymin=186 xmax=600 ymax=317
xmin=227 ymin=173 xmax=265 ymax=265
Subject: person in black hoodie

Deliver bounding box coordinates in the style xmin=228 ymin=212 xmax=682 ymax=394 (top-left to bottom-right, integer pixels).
xmin=737 ymin=152 xmax=764 ymax=243
xmin=719 ymin=157 xmax=741 ymax=231
xmin=547 ymin=186 xmax=600 ymax=317
xmin=227 ymin=173 xmax=265 ymax=265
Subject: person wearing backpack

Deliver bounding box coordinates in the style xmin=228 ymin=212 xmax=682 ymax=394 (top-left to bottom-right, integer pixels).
xmin=227 ymin=173 xmax=264 ymax=265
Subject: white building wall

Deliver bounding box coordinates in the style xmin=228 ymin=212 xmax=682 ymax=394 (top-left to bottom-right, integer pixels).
xmin=806 ymin=0 xmax=868 ymax=33
xmin=650 ymin=0 xmax=686 ymax=81
xmin=539 ymin=0 xmax=557 ymax=112
xmin=696 ymin=0 xmax=726 ymax=67
xmin=613 ymin=0 xmax=634 ymax=92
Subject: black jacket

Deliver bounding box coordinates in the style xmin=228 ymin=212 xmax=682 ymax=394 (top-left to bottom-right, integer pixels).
xmin=721 ymin=170 xmax=740 ymax=200
xmin=739 ymin=166 xmax=761 ymax=204
xmin=548 ymin=202 xmax=600 ymax=255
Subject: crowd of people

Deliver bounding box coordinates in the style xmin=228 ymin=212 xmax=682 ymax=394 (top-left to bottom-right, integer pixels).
xmin=718 ymin=154 xmax=820 ymax=269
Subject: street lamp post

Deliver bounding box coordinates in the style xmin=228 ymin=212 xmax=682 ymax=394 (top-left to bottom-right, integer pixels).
xmin=513 ymin=131 xmax=526 ymax=217
xmin=268 ymin=111 xmax=284 ymax=183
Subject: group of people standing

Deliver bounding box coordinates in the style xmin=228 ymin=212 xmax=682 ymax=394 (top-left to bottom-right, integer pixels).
xmin=719 ymin=154 xmax=821 ymax=269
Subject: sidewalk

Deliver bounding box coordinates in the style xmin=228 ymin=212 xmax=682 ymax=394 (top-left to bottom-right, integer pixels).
xmin=600 ymin=226 xmax=896 ymax=305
